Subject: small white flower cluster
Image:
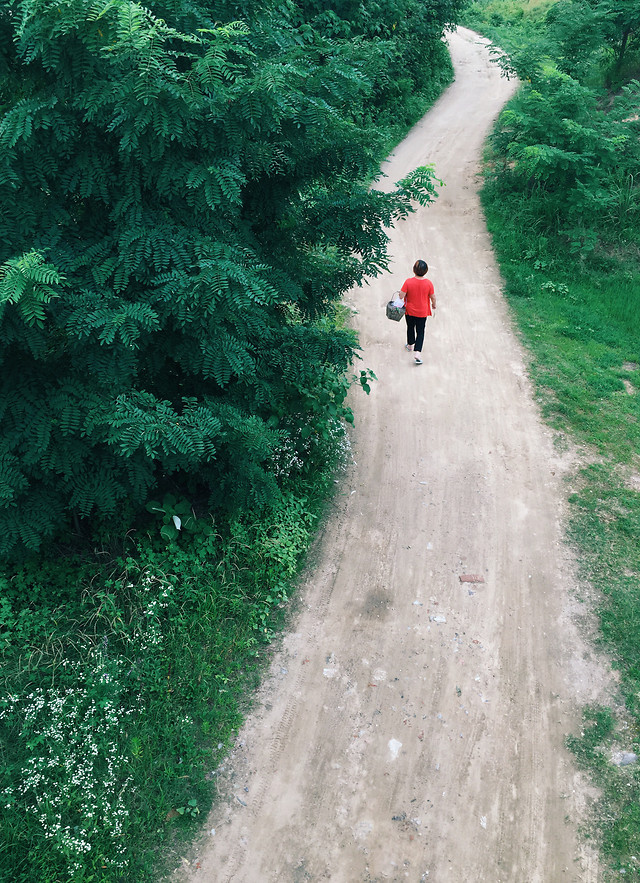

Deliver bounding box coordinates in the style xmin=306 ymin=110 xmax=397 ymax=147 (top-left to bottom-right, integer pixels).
xmin=271 ymin=435 xmax=305 ymax=478
xmin=272 ymin=417 xmax=352 ymax=479
xmin=1 ymin=650 xmax=133 ymax=875
xmin=129 ymin=570 xmax=174 ymax=653
xmin=334 ymin=422 xmax=353 ymax=459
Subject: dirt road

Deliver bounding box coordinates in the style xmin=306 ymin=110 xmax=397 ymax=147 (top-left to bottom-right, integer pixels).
xmin=178 ymin=28 xmax=610 ymax=883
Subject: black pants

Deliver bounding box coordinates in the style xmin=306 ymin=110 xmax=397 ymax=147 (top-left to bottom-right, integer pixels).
xmin=406 ymin=315 xmax=427 ymax=352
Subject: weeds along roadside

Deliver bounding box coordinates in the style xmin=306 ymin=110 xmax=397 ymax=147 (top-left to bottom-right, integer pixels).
xmin=463 ymin=1 xmax=640 ymax=876
xmin=481 ymin=178 xmax=640 ymax=881
xmin=0 ymin=414 xmax=353 ymax=882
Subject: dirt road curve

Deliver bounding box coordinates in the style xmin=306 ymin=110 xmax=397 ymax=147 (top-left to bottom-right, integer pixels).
xmin=178 ymin=29 xmax=611 ymax=883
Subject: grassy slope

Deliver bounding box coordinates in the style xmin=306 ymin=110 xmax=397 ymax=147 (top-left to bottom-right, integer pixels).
xmin=462 ymin=2 xmax=640 ymax=878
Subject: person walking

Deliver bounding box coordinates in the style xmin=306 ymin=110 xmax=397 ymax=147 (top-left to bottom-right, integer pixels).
xmin=401 ymin=259 xmax=436 ymax=365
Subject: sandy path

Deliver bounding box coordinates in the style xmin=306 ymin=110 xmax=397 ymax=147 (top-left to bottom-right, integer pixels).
xmin=177 ymin=28 xmax=610 ymax=883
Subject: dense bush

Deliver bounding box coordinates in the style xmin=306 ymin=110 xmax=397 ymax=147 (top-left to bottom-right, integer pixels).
xmin=485 ymin=71 xmax=640 ymax=250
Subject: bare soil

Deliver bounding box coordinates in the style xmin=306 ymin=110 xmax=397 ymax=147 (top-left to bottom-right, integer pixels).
xmin=176 ymin=29 xmax=612 ymax=883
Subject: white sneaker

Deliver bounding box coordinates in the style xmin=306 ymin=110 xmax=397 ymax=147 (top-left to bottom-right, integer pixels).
xmin=414 ymin=356 xmax=423 ymax=365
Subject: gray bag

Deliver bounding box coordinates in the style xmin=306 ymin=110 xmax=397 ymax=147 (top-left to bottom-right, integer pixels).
xmin=386 ymin=297 xmax=405 ymax=322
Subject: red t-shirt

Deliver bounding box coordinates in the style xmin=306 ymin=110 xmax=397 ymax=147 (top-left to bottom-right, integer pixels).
xmin=401 ymin=276 xmax=434 ymax=318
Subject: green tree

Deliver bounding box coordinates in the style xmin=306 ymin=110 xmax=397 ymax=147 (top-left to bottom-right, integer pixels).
xmin=291 ymin=0 xmax=465 ymax=129
xmin=545 ymin=0 xmax=605 ymax=81
xmin=487 ymin=69 xmax=640 ymax=247
xmin=598 ymin=0 xmax=640 ymax=80
xmin=543 ymin=0 xmax=640 ymax=84
xmin=0 ymin=0 xmax=442 ymax=557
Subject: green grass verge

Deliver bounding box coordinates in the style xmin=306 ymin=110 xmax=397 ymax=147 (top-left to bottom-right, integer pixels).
xmin=481 ymin=164 xmax=640 ymax=878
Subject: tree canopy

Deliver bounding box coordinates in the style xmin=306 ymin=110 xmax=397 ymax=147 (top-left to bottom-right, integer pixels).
xmin=475 ymin=0 xmax=640 ymax=253
xmin=0 ymin=0 xmax=458 ymax=557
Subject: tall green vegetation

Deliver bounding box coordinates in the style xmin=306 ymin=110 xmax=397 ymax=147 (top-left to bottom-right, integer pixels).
xmin=0 ymin=0 xmax=464 ymax=879
xmin=0 ymin=0 xmax=459 ymax=559
xmin=464 ymin=1 xmax=640 ymax=877
xmin=487 ymin=71 xmax=640 ymax=252
xmin=465 ymin=0 xmax=640 ymax=252
xmin=465 ymin=0 xmax=640 ymax=86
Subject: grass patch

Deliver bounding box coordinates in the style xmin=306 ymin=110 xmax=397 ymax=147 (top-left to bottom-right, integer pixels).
xmin=462 ymin=0 xmax=557 ymax=49
xmin=479 ymin=109 xmax=640 ymax=883
xmin=0 ymin=428 xmax=352 ymax=881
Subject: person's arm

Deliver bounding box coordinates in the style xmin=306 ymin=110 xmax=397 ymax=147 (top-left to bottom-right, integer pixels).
xmin=430 ymin=286 xmax=436 ymax=311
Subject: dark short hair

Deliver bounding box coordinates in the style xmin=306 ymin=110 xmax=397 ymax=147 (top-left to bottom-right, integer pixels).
xmin=413 ymin=259 xmax=428 ymax=276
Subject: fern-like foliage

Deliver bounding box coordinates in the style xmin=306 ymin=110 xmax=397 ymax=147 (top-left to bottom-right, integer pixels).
xmin=0 ymin=251 xmax=64 ymax=327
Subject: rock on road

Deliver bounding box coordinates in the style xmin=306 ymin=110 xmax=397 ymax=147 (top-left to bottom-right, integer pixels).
xmin=177 ymin=28 xmax=610 ymax=883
